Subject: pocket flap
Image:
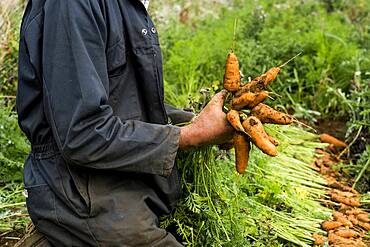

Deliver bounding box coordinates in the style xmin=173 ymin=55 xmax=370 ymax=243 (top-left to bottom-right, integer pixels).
xmin=107 ymin=40 xmax=127 ymax=73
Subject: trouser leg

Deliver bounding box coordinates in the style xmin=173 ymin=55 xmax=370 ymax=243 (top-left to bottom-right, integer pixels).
xmin=26 ymin=170 xmax=182 ymax=245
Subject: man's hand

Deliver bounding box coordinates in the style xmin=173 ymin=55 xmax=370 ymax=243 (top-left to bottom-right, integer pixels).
xmin=179 ymin=90 xmax=234 ymax=150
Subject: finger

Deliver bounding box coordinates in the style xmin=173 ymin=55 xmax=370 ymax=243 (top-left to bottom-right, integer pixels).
xmin=218 ymin=89 xmax=228 ymax=99
xmin=211 ymin=90 xmax=228 ymax=105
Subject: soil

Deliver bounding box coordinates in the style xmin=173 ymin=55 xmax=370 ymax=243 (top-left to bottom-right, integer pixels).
xmin=0 ymin=232 xmax=22 ymax=247
xmin=313 ymin=119 xmax=348 ymax=140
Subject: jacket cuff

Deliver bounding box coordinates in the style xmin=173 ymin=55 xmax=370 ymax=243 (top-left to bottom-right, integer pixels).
xmin=161 ymin=125 xmax=181 ymax=177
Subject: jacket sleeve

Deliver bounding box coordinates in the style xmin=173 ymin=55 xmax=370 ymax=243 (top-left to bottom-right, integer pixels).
xmin=164 ymin=104 xmax=195 ymax=125
xmin=38 ymin=0 xmax=180 ymax=177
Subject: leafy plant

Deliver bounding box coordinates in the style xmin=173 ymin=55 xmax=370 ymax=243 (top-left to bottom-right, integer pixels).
xmin=0 ymin=1 xmax=23 ymax=96
xmin=0 ymin=101 xmax=29 ymax=183
xmin=162 ymin=126 xmax=330 ymax=246
xmin=0 ymin=101 xmax=30 ymax=236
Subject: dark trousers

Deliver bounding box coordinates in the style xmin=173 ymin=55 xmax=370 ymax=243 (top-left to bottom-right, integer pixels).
xmin=24 ymin=153 xmax=183 ymax=247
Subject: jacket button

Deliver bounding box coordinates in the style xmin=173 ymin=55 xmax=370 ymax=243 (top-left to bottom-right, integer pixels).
xmin=142 ymin=28 xmax=148 ymax=35
xmin=151 ymin=27 xmax=156 ymax=34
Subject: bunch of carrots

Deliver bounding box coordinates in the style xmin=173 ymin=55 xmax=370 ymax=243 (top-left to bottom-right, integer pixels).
xmin=222 ymin=49 xmax=301 ymax=174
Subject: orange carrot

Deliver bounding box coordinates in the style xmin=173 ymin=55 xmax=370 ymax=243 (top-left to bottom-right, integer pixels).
xmin=235 ymin=53 xmax=301 ymax=96
xmin=345 ymin=208 xmax=364 ymax=215
xmin=251 ymin=103 xmax=293 ymax=125
xmin=233 ymin=132 xmax=251 ymax=174
xmin=262 ymin=67 xmax=281 ymax=88
xmin=312 ymin=233 xmax=326 ymax=246
xmin=235 ymin=77 xmax=264 ymax=97
xmin=357 ymin=214 xmax=370 ymax=223
xmin=348 ymin=214 xmax=359 ymax=225
xmin=328 ymin=181 xmax=359 ymax=195
xmin=242 ymin=116 xmax=277 ymax=157
xmin=227 ymin=110 xmax=245 ymax=132
xmin=322 ymin=221 xmax=343 ymax=231
xmin=223 ymin=51 xmax=241 ymax=92
xmin=328 ymin=233 xmax=364 ymax=246
xmin=334 ymin=229 xmax=359 ymax=238
xmin=231 ymin=91 xmax=269 ymax=110
xmin=267 ymin=133 xmax=280 ymax=146
xmin=331 ymin=194 xmax=360 ymax=207
xmin=333 ymin=212 xmax=353 ymax=228
xmin=330 ymin=189 xmax=357 ymax=198
xmin=328 ymin=233 xmax=346 ymax=244
xmin=320 ymin=133 xmax=348 ymax=148
xmin=235 ymin=67 xmax=281 ymax=95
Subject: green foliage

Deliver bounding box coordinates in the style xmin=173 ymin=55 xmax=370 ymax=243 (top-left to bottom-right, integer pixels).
xmin=0 ymin=182 xmax=29 ymax=234
xmin=0 ymin=101 xmax=29 ymax=183
xmin=161 ymin=0 xmax=370 ymax=122
xmin=162 ymin=11 xmax=238 ymax=106
xmin=0 ymin=102 xmax=29 ymax=236
xmin=163 ymin=126 xmax=330 ymax=246
xmin=0 ymin=2 xmax=23 ymax=95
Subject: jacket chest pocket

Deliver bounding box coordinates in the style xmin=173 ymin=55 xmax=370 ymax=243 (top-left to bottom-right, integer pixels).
xmin=106 ymin=41 xmax=141 ymax=120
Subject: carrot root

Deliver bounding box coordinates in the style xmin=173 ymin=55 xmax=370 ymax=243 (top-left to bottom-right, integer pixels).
xmin=322 ymin=221 xmax=343 ymax=231
xmin=227 ymin=110 xmax=245 ymax=132
xmin=224 ymin=51 xmax=241 ymax=92
xmin=251 ymin=103 xmax=293 ymax=125
xmin=320 ymin=133 xmax=348 ymax=148
xmin=242 ymin=116 xmax=277 ymax=157
xmin=233 ymin=132 xmax=251 ymax=174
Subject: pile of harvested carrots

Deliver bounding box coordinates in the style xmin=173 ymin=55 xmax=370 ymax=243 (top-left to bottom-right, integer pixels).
xmin=312 ymin=137 xmax=370 ymax=246
xmin=223 ymin=49 xmax=299 ymax=174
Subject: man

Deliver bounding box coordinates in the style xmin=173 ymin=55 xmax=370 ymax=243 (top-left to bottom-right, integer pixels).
xmin=16 ymin=0 xmax=233 ymax=246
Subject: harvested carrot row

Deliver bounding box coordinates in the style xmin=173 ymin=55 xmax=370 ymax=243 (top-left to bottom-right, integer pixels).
xmin=319 ymin=133 xmax=348 ymax=148
xmin=223 ymin=51 xmax=241 ymax=92
xmin=242 ymin=116 xmax=277 ymax=157
xmin=231 ymin=91 xmax=269 ymax=110
xmin=251 ymin=103 xmax=293 ymax=125
xmin=233 ymin=132 xmax=251 ymax=174
xmin=227 ymin=110 xmax=245 ymax=132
